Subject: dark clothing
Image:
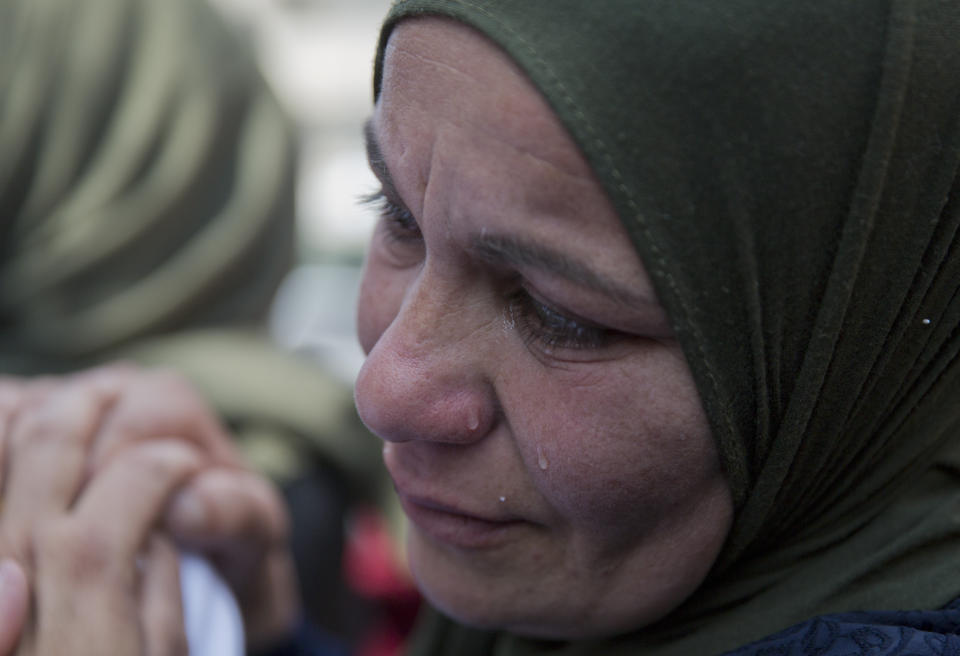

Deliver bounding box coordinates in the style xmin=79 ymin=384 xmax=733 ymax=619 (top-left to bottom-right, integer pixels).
xmin=256 ymin=618 xmax=349 ymax=656
xmin=273 ymin=598 xmax=960 ymax=656
xmin=728 ymin=599 xmax=960 ymax=656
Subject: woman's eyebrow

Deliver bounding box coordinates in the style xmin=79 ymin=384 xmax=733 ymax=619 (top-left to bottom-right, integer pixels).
xmin=364 ymin=118 xmax=655 ymax=309
xmin=471 ymin=233 xmax=657 ymax=308
xmin=364 ymin=118 xmax=401 ymax=199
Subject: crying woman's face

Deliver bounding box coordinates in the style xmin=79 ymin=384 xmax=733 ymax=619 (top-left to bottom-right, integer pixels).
xmin=354 ymin=16 xmax=733 ymax=640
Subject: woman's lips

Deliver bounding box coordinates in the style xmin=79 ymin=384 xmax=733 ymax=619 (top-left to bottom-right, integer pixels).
xmin=395 ymin=489 xmax=526 ymax=550
xmin=383 ymin=446 xmax=529 ymax=549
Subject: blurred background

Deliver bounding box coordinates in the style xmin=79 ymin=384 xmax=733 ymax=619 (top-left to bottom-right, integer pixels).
xmin=1 ymin=0 xmax=411 ymax=649
xmin=212 ymin=0 xmax=393 ymax=384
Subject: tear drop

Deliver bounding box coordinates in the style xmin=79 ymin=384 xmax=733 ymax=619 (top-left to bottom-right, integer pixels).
xmin=922 ymin=318 xmax=932 ymax=325
xmin=502 ymin=306 xmax=516 ymax=331
xmin=467 ymin=412 xmax=480 ymax=431
xmin=537 ymin=445 xmax=549 ymax=471
xmin=499 ymin=496 xmax=506 ymax=503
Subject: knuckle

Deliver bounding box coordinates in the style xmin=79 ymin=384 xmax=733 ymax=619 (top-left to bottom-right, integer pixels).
xmin=10 ymin=380 xmax=113 ymax=451
xmin=11 ymin=395 xmax=80 ymax=448
xmin=151 ymin=374 xmax=215 ymax=427
xmin=86 ymin=361 xmax=141 ymax=380
xmin=146 ymin=369 xmax=196 ymax=401
xmin=35 ymin=520 xmax=115 ymax=581
xmin=110 ymin=369 xmax=209 ymax=437
xmin=125 ymin=441 xmax=200 ymax=480
xmin=72 ymin=362 xmax=141 ymax=398
xmin=104 ymin=404 xmax=149 ymax=440
xmin=0 ymin=531 xmax=34 ymax=571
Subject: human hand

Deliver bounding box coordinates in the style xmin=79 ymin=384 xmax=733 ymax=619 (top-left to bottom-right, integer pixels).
xmin=0 ymin=378 xmax=201 ymax=655
xmin=78 ymin=365 xmax=301 ymax=648
xmin=0 ymin=367 xmax=301 ymax=650
xmin=165 ymin=468 xmax=299 ymax=651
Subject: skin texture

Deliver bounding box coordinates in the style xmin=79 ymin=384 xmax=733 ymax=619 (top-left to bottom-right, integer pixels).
xmin=0 ymin=368 xmax=299 ymax=654
xmin=354 ymin=17 xmax=734 ymax=640
xmin=0 ymin=378 xmax=198 ymax=656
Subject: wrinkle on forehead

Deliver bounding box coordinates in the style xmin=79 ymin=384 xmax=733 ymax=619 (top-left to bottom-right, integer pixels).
xmin=388 ymin=45 xmax=487 ymax=89
xmin=376 ymin=17 xmax=653 ymax=296
xmin=382 ymin=18 xmax=591 ymax=181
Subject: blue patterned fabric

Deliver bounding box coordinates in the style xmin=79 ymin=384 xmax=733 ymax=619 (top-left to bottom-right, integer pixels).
xmin=267 ymin=599 xmax=960 ymax=656
xmin=727 ymin=599 xmax=960 ymax=655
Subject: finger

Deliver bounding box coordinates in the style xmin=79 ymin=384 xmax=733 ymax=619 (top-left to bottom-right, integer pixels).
xmin=70 ymin=440 xmax=202 ymax=559
xmin=0 ymin=559 xmax=29 ymax=656
xmin=32 ymin=520 xmax=142 ymax=656
xmin=12 ymin=376 xmax=65 ymax=405
xmin=90 ymin=370 xmax=242 ymax=469
xmin=3 ymin=384 xmax=115 ymax=524
xmin=238 ymin=549 xmax=301 ymax=650
xmin=65 ymin=362 xmax=141 ymax=405
xmin=26 ymin=443 xmax=201 ymax=655
xmin=0 ymin=381 xmax=23 ymax=495
xmin=166 ymin=468 xmax=290 ymax=550
xmin=69 ymin=362 xmax=139 ymax=388
xmin=140 ymin=535 xmax=188 ymax=656
xmin=165 ymin=469 xmax=300 ymax=647
xmin=0 ymin=380 xmax=24 ymax=417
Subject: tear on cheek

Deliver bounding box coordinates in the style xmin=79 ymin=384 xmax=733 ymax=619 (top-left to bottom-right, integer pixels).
xmin=537 ymin=445 xmax=550 ymax=471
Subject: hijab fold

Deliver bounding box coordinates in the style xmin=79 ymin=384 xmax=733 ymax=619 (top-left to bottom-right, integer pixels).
xmin=373 ymin=0 xmax=960 ymax=652
xmin=0 ymin=0 xmax=296 ymax=373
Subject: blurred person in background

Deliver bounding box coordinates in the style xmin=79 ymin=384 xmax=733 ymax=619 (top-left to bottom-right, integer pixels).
xmin=0 ymin=0 xmax=395 ymax=651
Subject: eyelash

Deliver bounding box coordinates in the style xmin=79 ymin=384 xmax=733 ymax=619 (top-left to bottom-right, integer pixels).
xmin=360 ymin=189 xmax=616 ymax=354
xmin=509 ymin=291 xmax=614 ymax=352
xmin=361 ymin=190 xmax=421 ymax=242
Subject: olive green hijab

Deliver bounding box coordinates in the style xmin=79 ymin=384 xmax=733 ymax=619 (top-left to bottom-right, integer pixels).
xmin=372 ymin=0 xmax=960 ymax=653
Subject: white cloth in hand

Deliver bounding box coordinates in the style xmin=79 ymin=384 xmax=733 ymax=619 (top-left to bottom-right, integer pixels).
xmin=179 ymin=553 xmax=244 ymax=656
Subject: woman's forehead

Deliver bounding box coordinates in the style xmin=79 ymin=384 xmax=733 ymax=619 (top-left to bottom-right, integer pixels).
xmin=377 ymin=17 xmax=587 ymax=180
xmin=372 ymin=16 xmax=667 ymax=323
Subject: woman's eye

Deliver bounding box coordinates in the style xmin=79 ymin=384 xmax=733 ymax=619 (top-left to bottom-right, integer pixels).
xmin=509 ymin=290 xmax=617 ymax=355
xmin=361 ymin=190 xmax=421 ymax=243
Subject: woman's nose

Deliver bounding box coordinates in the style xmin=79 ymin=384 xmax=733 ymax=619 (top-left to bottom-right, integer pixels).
xmin=354 ymin=273 xmax=497 ymax=445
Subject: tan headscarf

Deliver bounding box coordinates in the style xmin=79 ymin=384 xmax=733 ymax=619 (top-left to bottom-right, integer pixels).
xmin=0 ymin=0 xmax=383 ymax=512
xmin=0 ymin=0 xmax=295 ymax=374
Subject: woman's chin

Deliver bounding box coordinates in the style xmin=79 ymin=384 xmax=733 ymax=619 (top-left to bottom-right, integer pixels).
xmin=405 ymin=529 xmax=559 ymax=637
xmin=406 ymin=529 xmax=648 ymax=641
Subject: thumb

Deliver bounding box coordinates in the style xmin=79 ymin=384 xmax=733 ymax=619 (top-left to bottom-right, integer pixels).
xmin=0 ymin=559 xmax=29 ymax=655
xmin=165 ymin=469 xmax=289 ymax=550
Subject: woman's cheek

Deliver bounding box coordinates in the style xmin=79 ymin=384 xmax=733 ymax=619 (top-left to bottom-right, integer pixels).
xmin=504 ymin=368 xmax=635 ymax=516
xmin=506 ymin=357 xmax=694 ymax=540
